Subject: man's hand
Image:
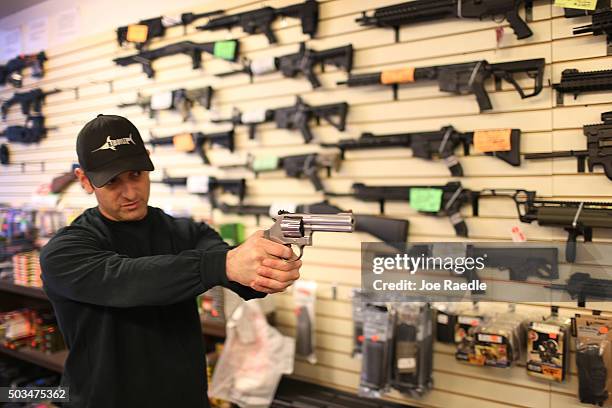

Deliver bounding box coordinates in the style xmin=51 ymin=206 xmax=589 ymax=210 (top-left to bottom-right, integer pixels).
xmin=226 ymin=231 xmax=302 ymax=294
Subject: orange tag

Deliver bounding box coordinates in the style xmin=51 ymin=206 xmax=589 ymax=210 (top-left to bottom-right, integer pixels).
xmin=173 ymin=133 xmax=195 ymax=152
xmin=126 ymin=24 xmax=149 ymax=43
xmin=600 ymin=326 xmax=609 ymax=335
xmin=473 ymin=129 xmax=512 ymax=153
xmin=381 ymin=68 xmax=415 ymax=85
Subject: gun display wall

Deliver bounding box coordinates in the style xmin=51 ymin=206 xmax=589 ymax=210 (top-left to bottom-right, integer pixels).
xmin=3 ymin=0 xmax=612 ymax=407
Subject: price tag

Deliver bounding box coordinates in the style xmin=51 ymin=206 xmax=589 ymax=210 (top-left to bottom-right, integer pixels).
xmin=409 ymin=188 xmax=443 ymax=212
xmin=554 ymin=0 xmax=598 ymax=10
xmin=473 ymin=129 xmax=512 ymax=152
xmin=186 ymin=175 xmax=210 ymax=194
xmin=150 ymin=91 xmax=174 ymax=110
xmin=173 ymin=133 xmax=195 ymax=152
xmin=126 ymin=24 xmax=148 ymax=43
xmin=213 ymin=41 xmax=237 ymax=60
xmin=252 ymin=155 xmax=279 ymax=171
xmin=437 ymin=314 xmax=449 ymax=325
xmin=381 ymin=68 xmax=415 ymax=85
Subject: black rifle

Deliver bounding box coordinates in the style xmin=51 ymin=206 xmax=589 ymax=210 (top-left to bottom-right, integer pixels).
xmin=0 ymin=116 xmax=55 ymax=144
xmin=197 ymin=0 xmax=319 ymax=44
xmin=547 ymin=272 xmax=612 ymax=306
xmin=0 ymin=52 xmax=47 ymax=88
xmin=524 ymin=111 xmax=612 ymax=180
xmin=216 ymin=42 xmax=353 ymax=88
xmin=158 ymin=175 xmax=245 ymax=209
xmin=328 ymin=181 xmax=479 ymax=237
xmin=573 ymin=8 xmax=612 ymax=55
xmin=356 ymin=0 xmax=535 ymax=42
xmin=553 ymin=67 xmax=612 ymax=105
xmin=337 ymin=58 xmax=545 ymax=111
xmin=148 ymin=129 xmax=234 ymax=164
xmin=219 ymin=201 xmax=409 ymax=246
xmin=113 ymin=40 xmax=239 ymax=78
xmin=212 ymin=97 xmax=348 ymax=142
xmin=252 ymin=152 xmax=338 ymax=191
xmin=117 ymin=10 xmax=224 ymax=50
xmin=1 ymin=88 xmax=60 ymax=120
xmin=466 ymin=245 xmax=559 ymax=281
xmin=118 ymin=86 xmax=213 ymax=121
xmin=322 ymin=126 xmax=521 ymax=176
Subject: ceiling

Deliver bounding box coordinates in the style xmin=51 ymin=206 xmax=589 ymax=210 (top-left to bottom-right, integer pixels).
xmin=0 ymin=0 xmax=48 ymax=19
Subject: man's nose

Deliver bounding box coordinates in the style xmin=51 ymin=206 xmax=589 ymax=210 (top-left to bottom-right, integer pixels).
xmin=121 ymin=180 xmax=139 ymax=200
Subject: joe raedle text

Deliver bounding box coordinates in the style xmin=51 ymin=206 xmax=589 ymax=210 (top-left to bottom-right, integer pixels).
xmin=371 ymin=279 xmax=487 ymax=292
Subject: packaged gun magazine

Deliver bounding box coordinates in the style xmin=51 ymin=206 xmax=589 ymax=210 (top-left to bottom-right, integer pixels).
xmin=293 ymin=280 xmax=317 ymax=364
xmin=526 ymin=316 xmax=570 ymax=382
xmin=359 ymin=303 xmax=394 ymax=398
xmin=575 ymin=315 xmax=612 ymax=406
xmin=473 ymin=312 xmax=528 ymax=368
xmin=351 ymin=289 xmax=366 ymax=358
xmin=434 ymin=302 xmax=467 ymax=344
xmin=454 ymin=308 xmax=487 ymax=364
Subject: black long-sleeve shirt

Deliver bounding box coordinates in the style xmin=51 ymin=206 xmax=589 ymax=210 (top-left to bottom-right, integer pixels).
xmin=40 ymin=206 xmax=265 ymax=408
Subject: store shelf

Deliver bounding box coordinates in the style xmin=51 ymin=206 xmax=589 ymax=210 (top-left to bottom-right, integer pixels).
xmin=0 ymin=346 xmax=66 ymax=373
xmin=0 ymin=280 xmax=48 ymax=300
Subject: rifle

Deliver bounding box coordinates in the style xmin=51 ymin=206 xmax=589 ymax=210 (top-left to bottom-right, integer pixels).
xmin=573 ymin=8 xmax=612 ymax=55
xmin=524 ymin=111 xmax=612 ymax=180
xmin=216 ymin=42 xmax=353 ymax=88
xmin=251 ymin=152 xmax=339 ymax=191
xmin=553 ymin=68 xmax=612 ymax=105
xmin=337 ymin=58 xmax=545 ymax=111
xmin=328 ymin=181 xmax=480 ymax=237
xmin=483 ymin=189 xmax=612 ymax=262
xmin=546 ymin=272 xmax=612 ymax=306
xmin=117 ymin=10 xmax=224 ymax=50
xmin=148 ymin=129 xmax=234 ymax=165
xmin=118 ymin=86 xmax=213 ymax=121
xmin=113 ymin=40 xmax=239 ymax=78
xmin=466 ymin=245 xmax=559 ymax=281
xmin=1 ymin=88 xmax=61 ymax=120
xmin=321 ymin=127 xmax=521 ymax=176
xmin=356 ymin=0 xmax=535 ymax=42
xmin=218 ymin=201 xmax=409 ymax=247
xmin=212 ymin=97 xmax=348 ymax=142
xmin=196 ymin=0 xmax=319 ymax=44
xmin=157 ymin=175 xmax=245 ymax=209
xmin=0 ymin=52 xmax=47 ymax=88
xmin=50 ymin=164 xmax=79 ymax=194
xmin=0 ymin=116 xmax=55 ymax=144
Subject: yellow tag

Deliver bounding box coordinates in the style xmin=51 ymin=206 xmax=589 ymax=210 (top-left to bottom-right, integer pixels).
xmin=126 ymin=24 xmax=149 ymax=43
xmin=554 ymin=0 xmax=598 ymax=11
xmin=381 ymin=68 xmax=415 ymax=85
xmin=173 ymin=133 xmax=195 ymax=152
xmin=473 ymin=129 xmax=512 ymax=153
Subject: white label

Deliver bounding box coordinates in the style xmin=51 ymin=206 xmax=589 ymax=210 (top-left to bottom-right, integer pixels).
xmin=397 ymin=358 xmax=416 ymax=370
xmin=186 ymin=175 xmax=210 ymax=194
xmin=458 ymin=316 xmax=482 ymax=326
xmin=477 ymin=333 xmax=503 ymax=344
xmin=241 ymin=108 xmax=268 ymax=124
xmin=150 ymin=91 xmax=174 ymax=110
xmin=251 ymin=56 xmax=277 ymax=75
xmin=161 ymin=15 xmax=182 ymax=27
xmin=437 ymin=314 xmax=449 ymax=325
xmin=269 ymin=202 xmax=297 ymax=218
xmin=531 ymin=322 xmax=562 ymax=335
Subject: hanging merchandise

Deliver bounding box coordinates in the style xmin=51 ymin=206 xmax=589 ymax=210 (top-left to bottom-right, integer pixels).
xmin=390 ymin=303 xmax=434 ymax=397
xmin=575 ymin=314 xmax=612 ymax=406
xmin=198 ymin=287 xmax=225 ymax=326
xmin=359 ymin=303 xmax=394 ymax=398
xmin=472 ymin=309 xmax=530 ymax=368
xmin=293 ymin=280 xmax=317 ymax=364
xmin=526 ymin=313 xmax=571 ymax=382
xmin=434 ymin=303 xmax=466 ymax=344
xmin=351 ymin=289 xmax=366 ymax=358
xmin=209 ymin=301 xmax=294 ymax=407
xmin=455 ymin=304 xmax=488 ymax=364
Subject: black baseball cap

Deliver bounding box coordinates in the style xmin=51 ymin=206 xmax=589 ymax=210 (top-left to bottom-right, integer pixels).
xmin=76 ymin=114 xmax=154 ymax=188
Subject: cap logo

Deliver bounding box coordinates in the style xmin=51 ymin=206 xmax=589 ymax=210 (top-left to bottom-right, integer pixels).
xmin=91 ymin=134 xmax=136 ymax=152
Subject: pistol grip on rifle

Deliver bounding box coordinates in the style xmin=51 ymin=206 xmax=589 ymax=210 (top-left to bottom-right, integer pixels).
xmin=506 ymin=6 xmax=533 ymax=40
xmin=565 ymin=229 xmax=578 ymax=263
xmin=143 ymin=62 xmax=155 ymax=78
xmin=472 ymin=83 xmax=493 ymax=112
xmin=262 ymin=25 xmax=278 ymax=44
xmin=299 ymin=123 xmax=314 ymax=143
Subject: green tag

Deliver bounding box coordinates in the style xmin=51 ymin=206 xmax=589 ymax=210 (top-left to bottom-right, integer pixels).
xmin=409 ymin=188 xmax=443 ymax=212
xmin=252 ymin=155 xmax=279 ymax=172
xmin=213 ymin=41 xmax=237 ymax=60
xmin=554 ymin=0 xmax=598 ymax=10
xmin=219 ymin=223 xmax=245 ymax=245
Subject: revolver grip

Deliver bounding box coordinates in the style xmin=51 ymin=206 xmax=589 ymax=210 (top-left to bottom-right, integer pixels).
xmin=506 ymin=6 xmax=533 ymax=40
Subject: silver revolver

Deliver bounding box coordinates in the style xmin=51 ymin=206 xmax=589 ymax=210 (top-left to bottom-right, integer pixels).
xmin=264 ymin=211 xmax=355 ymax=260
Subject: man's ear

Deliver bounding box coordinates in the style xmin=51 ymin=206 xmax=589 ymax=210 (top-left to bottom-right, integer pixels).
xmin=74 ymin=167 xmax=95 ymax=194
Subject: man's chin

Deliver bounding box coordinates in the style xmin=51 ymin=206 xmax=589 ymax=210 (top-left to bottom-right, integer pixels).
xmin=119 ymin=204 xmax=147 ymax=221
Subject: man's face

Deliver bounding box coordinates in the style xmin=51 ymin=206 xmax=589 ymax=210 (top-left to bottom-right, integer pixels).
xmin=91 ymin=170 xmax=151 ymax=222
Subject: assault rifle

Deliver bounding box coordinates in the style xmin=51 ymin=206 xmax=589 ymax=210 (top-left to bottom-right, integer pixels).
xmin=113 ymin=40 xmax=239 ymax=78
xmin=337 ymin=58 xmax=545 ymax=111
xmin=524 ymin=111 xmax=612 ymax=180
xmin=0 ymin=116 xmax=55 ymax=144
xmin=118 ymin=86 xmax=213 ymax=121
xmin=466 ymin=245 xmax=559 ymax=281
xmin=547 ymin=272 xmax=612 ymax=306
xmin=216 ymin=42 xmax=353 ymax=88
xmin=553 ymin=68 xmax=612 ymax=105
xmin=157 ymin=175 xmax=245 ymax=209
xmin=482 ymin=189 xmax=612 ymax=262
xmin=356 ymin=0 xmax=536 ymax=42
xmin=572 ymin=8 xmax=612 ymax=55
xmin=1 ymin=88 xmax=60 ymax=120
xmin=148 ymin=129 xmax=234 ymax=165
xmin=321 ymin=126 xmax=521 ymax=176
xmin=117 ymin=10 xmax=224 ymax=49
xmin=0 ymin=52 xmax=47 ymax=88
xmin=219 ymin=200 xmax=409 ymax=247
xmin=197 ymin=0 xmax=319 ymax=44
xmin=327 ymin=181 xmax=480 ymax=237
xmin=212 ymin=97 xmax=348 ymax=142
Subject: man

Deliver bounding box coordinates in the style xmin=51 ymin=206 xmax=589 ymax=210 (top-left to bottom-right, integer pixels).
xmin=40 ymin=114 xmax=301 ymax=408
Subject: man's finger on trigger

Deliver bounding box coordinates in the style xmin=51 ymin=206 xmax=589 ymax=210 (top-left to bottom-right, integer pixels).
xmin=260 ymin=239 xmax=294 ymax=259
